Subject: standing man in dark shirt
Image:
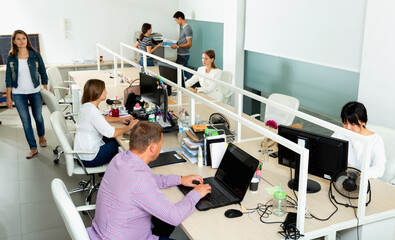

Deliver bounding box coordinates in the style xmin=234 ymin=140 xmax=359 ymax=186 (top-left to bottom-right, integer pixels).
xmin=171 ymin=11 xmax=193 ymax=79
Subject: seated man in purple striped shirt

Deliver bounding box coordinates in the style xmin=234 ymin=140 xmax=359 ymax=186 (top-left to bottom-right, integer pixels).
xmin=87 ymin=121 xmax=211 ymax=240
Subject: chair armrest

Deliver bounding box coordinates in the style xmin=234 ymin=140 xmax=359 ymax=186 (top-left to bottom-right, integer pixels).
xmin=53 ymin=86 xmax=69 ymax=90
xmin=59 ymin=103 xmax=71 ymax=107
xmin=64 ymin=81 xmax=74 ymax=83
xmin=64 ymin=113 xmax=78 ymax=117
xmin=76 ymin=205 xmax=96 ymax=212
xmin=250 ymin=114 xmax=261 ymax=119
xmin=65 ymin=150 xmax=96 ymax=154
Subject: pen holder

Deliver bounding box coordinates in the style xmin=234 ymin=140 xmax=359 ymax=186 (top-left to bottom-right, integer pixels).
xmin=109 ymin=107 xmax=119 ymax=117
xmin=260 ymin=137 xmax=271 ymax=162
xmin=260 ymin=149 xmax=270 ymax=162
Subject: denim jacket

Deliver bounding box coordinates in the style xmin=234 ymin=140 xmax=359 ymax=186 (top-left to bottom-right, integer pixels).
xmin=5 ymin=49 xmax=48 ymax=89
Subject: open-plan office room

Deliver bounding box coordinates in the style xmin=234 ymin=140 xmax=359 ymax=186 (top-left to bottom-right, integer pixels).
xmin=0 ymin=0 xmax=394 ymax=240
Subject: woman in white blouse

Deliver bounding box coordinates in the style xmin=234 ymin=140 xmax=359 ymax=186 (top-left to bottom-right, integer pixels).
xmin=185 ymin=50 xmax=223 ymax=101
xmin=332 ymin=101 xmax=386 ymax=178
xmin=74 ymin=79 xmax=137 ymax=167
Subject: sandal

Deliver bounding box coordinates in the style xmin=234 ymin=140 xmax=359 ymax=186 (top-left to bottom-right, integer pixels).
xmin=26 ymin=150 xmax=38 ymax=159
xmin=39 ymin=137 xmax=47 ymax=147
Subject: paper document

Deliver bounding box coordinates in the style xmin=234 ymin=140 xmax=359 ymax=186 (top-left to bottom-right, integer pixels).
xmin=162 ymin=39 xmax=177 ymax=47
xmin=180 ymin=150 xmax=197 ymax=164
xmin=182 ymin=137 xmax=203 ymax=150
xmin=210 ymin=142 xmax=227 ymax=168
xmin=181 ymin=145 xmax=198 ymax=157
xmin=204 ymin=135 xmax=226 ymax=166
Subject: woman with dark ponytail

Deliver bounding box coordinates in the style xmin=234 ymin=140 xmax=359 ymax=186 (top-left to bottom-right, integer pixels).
xmin=134 ymin=23 xmax=162 ymax=66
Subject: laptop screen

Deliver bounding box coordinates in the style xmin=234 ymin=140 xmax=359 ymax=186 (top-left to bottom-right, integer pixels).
xmin=215 ymin=143 xmax=259 ymax=200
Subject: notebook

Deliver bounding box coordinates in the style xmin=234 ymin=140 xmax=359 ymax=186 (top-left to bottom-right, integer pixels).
xmin=148 ymin=151 xmax=186 ymax=168
xmin=178 ymin=143 xmax=259 ymax=211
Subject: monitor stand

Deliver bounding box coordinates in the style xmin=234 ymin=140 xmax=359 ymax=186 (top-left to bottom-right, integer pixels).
xmin=287 ymin=136 xmax=321 ymax=194
xmin=287 ymin=178 xmax=321 ymax=194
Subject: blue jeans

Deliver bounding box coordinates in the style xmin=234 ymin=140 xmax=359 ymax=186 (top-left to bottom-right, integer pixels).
xmin=13 ymin=92 xmax=45 ymax=150
xmin=176 ymin=55 xmax=190 ymax=79
xmin=139 ymin=57 xmax=154 ymax=67
xmin=81 ymin=138 xmax=119 ymax=167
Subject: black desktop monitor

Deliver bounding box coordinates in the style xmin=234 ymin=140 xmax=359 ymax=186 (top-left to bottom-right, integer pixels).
xmin=158 ymin=62 xmax=185 ymax=96
xmin=278 ymin=125 xmax=348 ymax=193
xmin=139 ymin=72 xmax=168 ymax=122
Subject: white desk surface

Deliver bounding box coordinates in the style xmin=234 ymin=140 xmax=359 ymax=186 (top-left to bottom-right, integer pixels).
xmin=69 ymin=68 xmax=395 ymax=240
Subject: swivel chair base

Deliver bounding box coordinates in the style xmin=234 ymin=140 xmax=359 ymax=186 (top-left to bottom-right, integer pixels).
xmin=68 ymin=174 xmax=100 ymax=205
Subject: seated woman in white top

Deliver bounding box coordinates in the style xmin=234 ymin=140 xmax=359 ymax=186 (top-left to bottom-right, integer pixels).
xmin=332 ymin=101 xmax=386 ymax=178
xmin=74 ymin=79 xmax=138 ymax=167
xmin=185 ymin=50 xmax=223 ymax=101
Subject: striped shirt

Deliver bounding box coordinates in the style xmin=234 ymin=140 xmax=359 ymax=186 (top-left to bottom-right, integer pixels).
xmin=138 ymin=36 xmax=153 ymax=59
xmin=87 ymin=150 xmax=202 ymax=240
xmin=177 ymin=23 xmax=193 ymax=56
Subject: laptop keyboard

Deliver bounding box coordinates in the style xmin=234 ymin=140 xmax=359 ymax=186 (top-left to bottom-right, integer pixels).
xmin=204 ymin=179 xmax=230 ymax=205
xmin=178 ymin=178 xmax=230 ymax=205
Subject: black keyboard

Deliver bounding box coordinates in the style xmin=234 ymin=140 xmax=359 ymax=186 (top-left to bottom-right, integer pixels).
xmin=204 ymin=178 xmax=230 ymax=205
xmin=178 ymin=178 xmax=230 ymax=206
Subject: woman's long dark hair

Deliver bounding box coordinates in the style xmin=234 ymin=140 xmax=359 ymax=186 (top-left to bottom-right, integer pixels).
xmin=139 ymin=23 xmax=152 ymax=41
xmin=9 ymin=30 xmax=36 ymax=58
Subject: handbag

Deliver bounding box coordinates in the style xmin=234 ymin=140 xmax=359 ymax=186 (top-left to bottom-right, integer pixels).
xmin=123 ymin=78 xmax=140 ymax=101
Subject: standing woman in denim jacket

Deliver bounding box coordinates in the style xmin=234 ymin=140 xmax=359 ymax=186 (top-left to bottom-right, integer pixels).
xmin=5 ymin=30 xmax=48 ymax=159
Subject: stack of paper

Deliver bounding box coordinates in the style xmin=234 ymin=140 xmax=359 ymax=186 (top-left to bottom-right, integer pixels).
xmin=181 ymin=145 xmax=198 ymax=157
xmin=180 ymin=150 xmax=197 ymax=164
xmin=162 ymin=39 xmax=177 ymax=47
xmin=182 ymin=137 xmax=203 ymax=150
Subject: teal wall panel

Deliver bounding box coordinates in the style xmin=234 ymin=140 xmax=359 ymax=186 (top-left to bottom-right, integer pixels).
xmin=244 ymin=51 xmax=360 ymax=117
xmin=186 ymin=20 xmax=224 ymax=70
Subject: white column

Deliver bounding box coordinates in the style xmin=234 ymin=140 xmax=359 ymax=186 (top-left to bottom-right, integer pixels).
xmin=223 ymin=0 xmax=245 ymax=90
xmin=358 ymin=0 xmax=395 ymax=128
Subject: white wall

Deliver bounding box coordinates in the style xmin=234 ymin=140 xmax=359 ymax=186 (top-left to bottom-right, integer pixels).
xmin=178 ymin=0 xmax=224 ymax=23
xmin=244 ymin=0 xmax=366 ymax=72
xmin=358 ymin=0 xmax=395 ymax=128
xmin=223 ymin=0 xmax=245 ymax=89
xmin=0 ymin=0 xmax=178 ymax=65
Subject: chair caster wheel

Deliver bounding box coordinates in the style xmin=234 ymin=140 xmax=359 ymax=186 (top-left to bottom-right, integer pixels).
xmin=53 ymin=149 xmax=58 ymax=154
xmin=53 ymin=159 xmax=59 ymax=164
xmin=79 ymin=181 xmax=88 ymax=188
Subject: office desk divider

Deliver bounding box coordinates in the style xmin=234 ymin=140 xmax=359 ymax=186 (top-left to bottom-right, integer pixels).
xmin=94 ymin=42 xmax=381 ymax=236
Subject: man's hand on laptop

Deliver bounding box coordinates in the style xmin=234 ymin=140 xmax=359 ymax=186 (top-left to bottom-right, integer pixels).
xmin=194 ymin=183 xmax=212 ymax=198
xmin=181 ymin=174 xmax=203 ymax=187
xmin=181 ymin=175 xmax=211 ymax=197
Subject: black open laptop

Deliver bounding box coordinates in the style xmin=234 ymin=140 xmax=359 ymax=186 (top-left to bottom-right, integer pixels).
xmin=178 ymin=143 xmax=259 ymax=211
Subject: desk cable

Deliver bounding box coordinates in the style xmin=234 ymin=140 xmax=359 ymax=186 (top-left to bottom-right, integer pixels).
xmin=241 ymin=197 xmax=304 ymax=239
xmin=288 ymin=168 xmax=339 ymax=222
xmin=349 ymin=198 xmax=360 ymax=240
xmin=278 ymin=222 xmax=304 ymax=240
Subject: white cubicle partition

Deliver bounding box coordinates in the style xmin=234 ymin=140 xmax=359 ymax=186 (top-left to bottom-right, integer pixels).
xmin=95 ymin=42 xmax=373 ymax=236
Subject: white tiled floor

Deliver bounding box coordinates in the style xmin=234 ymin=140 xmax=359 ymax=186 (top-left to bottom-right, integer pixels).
xmin=0 ymin=106 xmax=189 ymax=240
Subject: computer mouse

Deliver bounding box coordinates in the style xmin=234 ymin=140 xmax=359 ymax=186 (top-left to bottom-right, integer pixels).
xmin=224 ymin=209 xmax=243 ymax=218
xmin=125 ymin=120 xmax=130 ymax=126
